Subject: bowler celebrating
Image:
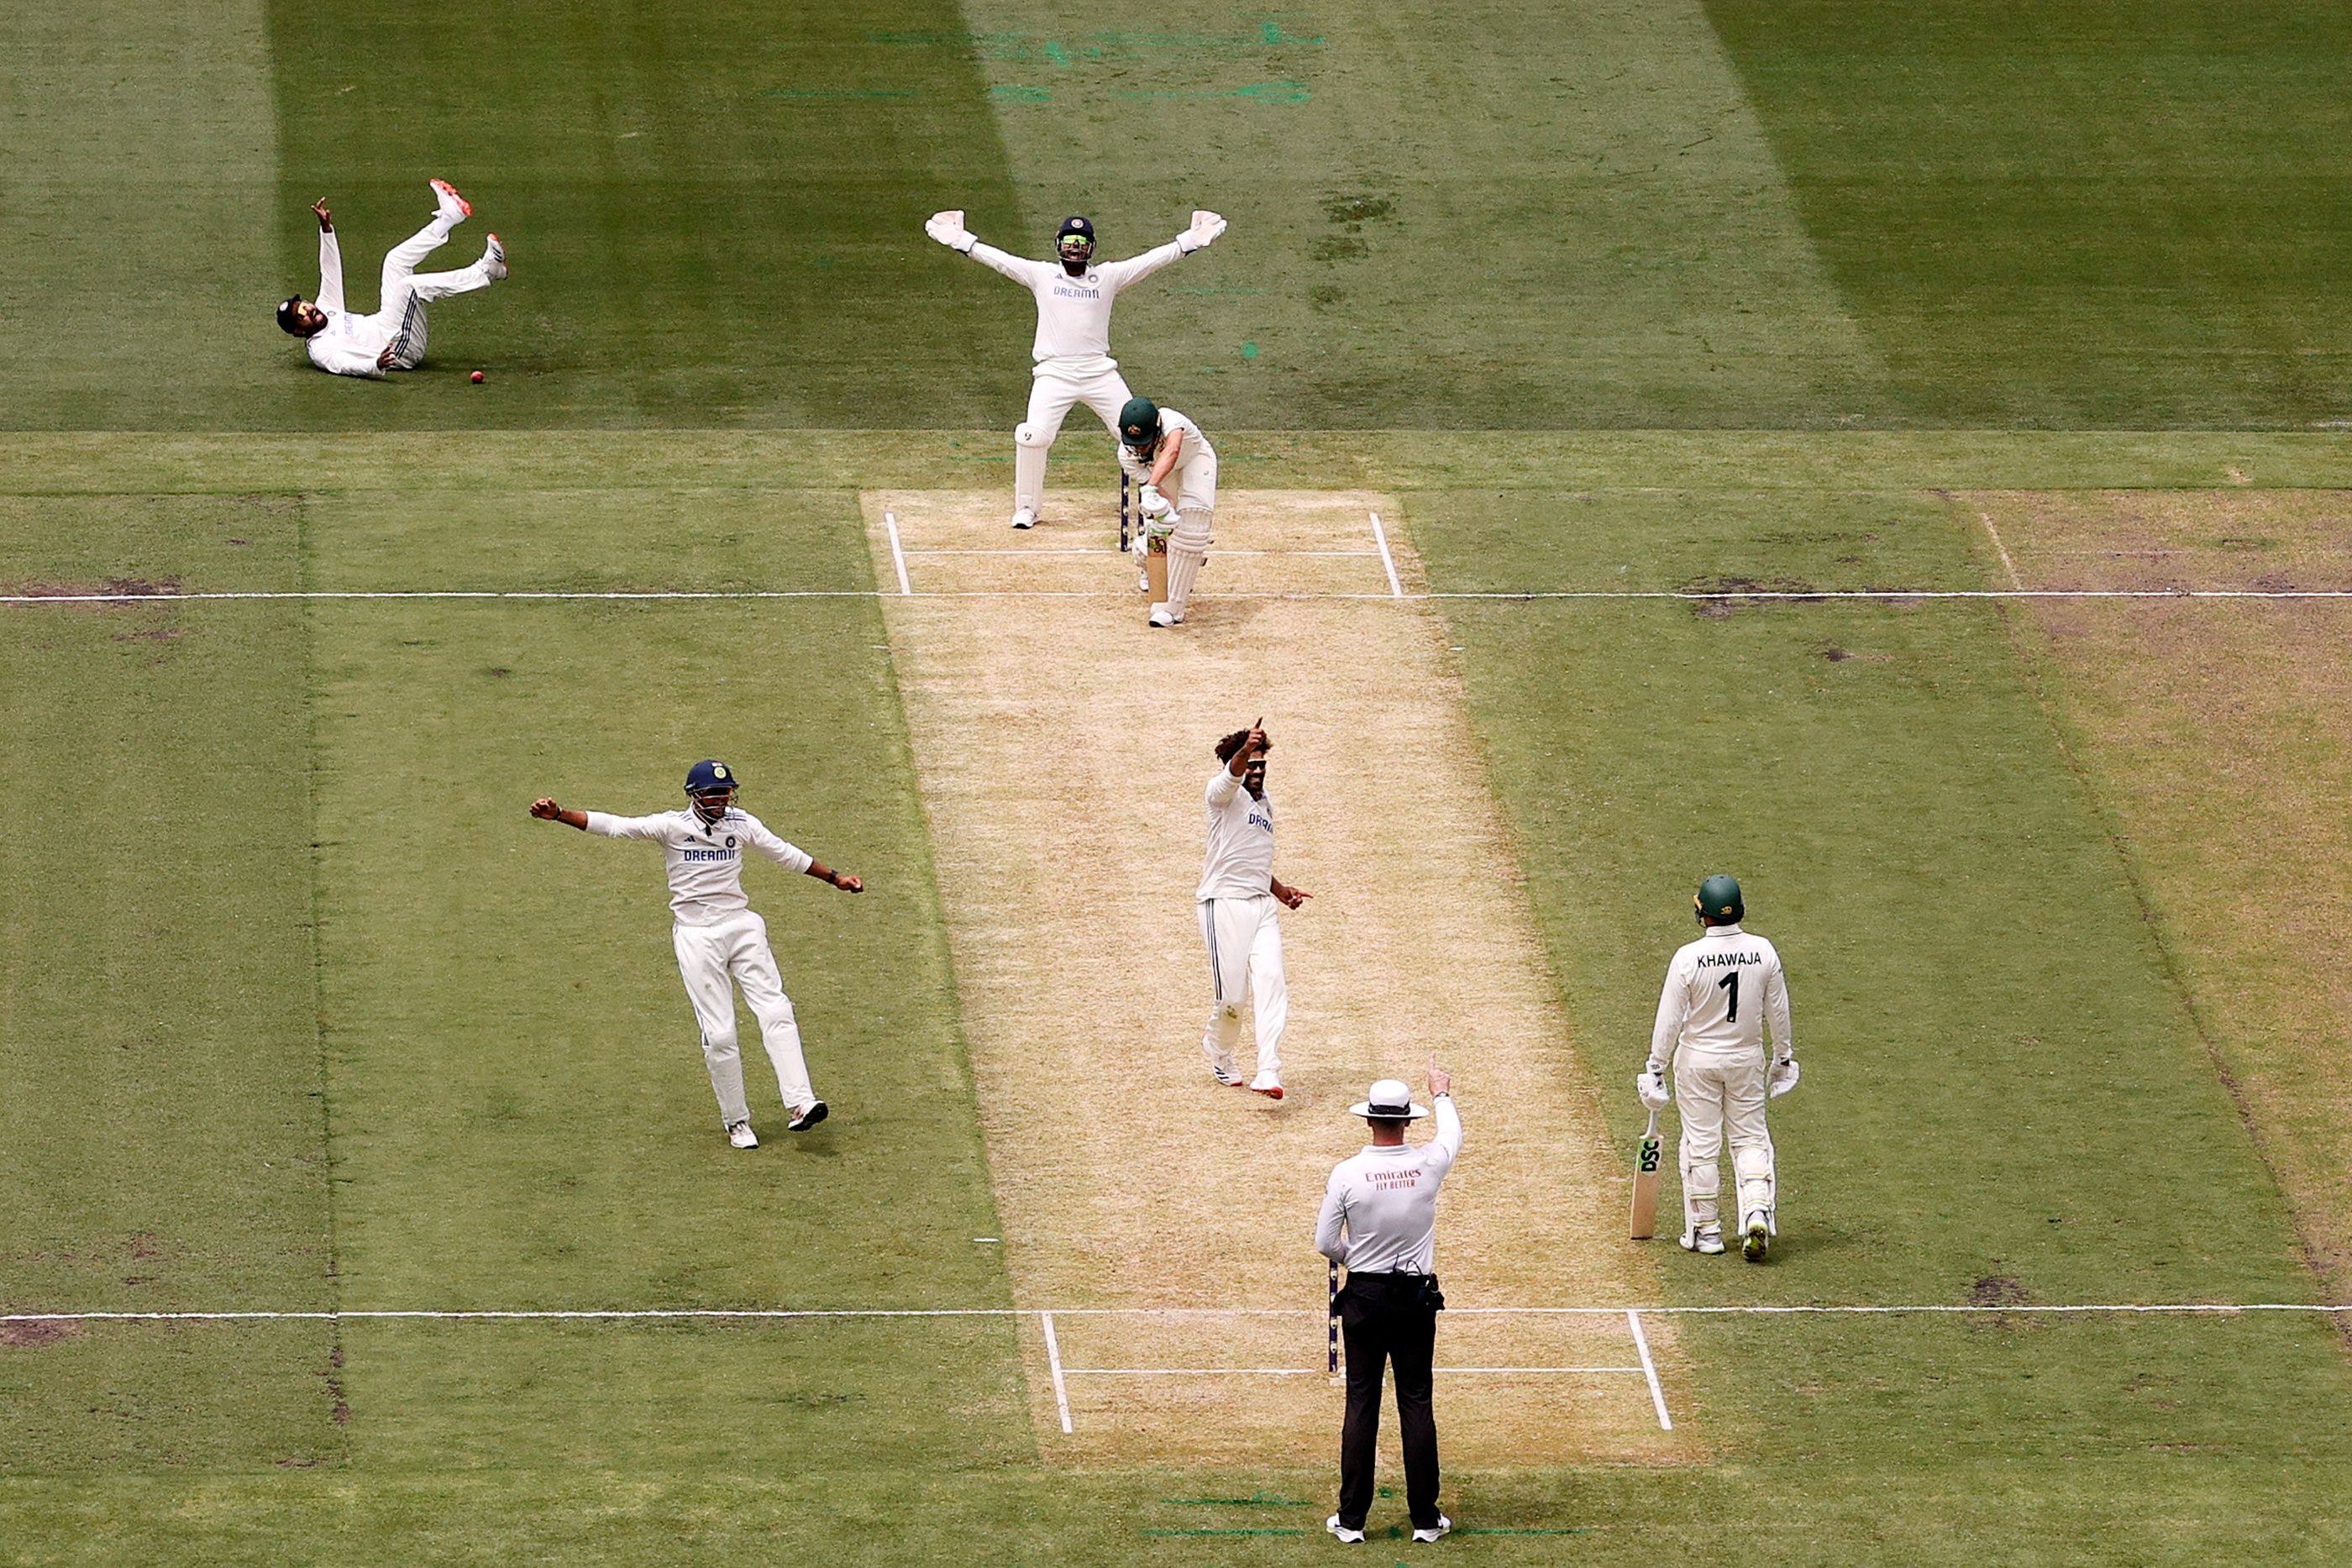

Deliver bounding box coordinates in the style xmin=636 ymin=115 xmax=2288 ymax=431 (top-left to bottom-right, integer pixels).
xmin=1200 ymin=721 xmax=1310 ymax=1099
xmin=530 ymin=760 xmax=864 ymax=1148
xmin=925 ymin=207 xmax=1226 ymax=528
xmin=277 ymin=180 xmax=507 ymax=378
xmin=1636 ymin=875 xmax=1797 ymax=1259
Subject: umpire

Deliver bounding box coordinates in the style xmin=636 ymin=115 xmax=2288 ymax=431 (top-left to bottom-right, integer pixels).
xmin=1315 ymin=1057 xmax=1461 ymax=1544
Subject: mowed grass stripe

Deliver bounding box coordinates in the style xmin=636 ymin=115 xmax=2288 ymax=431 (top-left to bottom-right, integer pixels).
xmin=959 ymin=0 xmax=1887 ymax=428
xmin=0 ymin=498 xmax=338 ymax=1471
xmin=1972 ymin=490 xmax=2352 ymax=1309
xmin=0 ymin=0 xmax=280 ymax=431
xmin=302 ymin=580 xmax=1033 ymax=1462
xmin=1708 ymin=0 xmax=2352 ymax=427
xmin=256 ymin=0 xmax=1029 ymax=432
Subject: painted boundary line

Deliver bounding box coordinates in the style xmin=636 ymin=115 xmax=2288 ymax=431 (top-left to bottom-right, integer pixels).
xmin=9 ymin=589 xmax=2352 ymax=606
xmin=8 ymin=1302 xmax=2349 ymax=1322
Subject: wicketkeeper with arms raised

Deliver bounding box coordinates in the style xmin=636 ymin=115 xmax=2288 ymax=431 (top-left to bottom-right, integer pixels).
xmin=924 ymin=207 xmax=1227 ymax=529
xmin=1636 ymin=875 xmax=1797 ymax=1259
xmin=530 ymin=760 xmax=863 ymax=1148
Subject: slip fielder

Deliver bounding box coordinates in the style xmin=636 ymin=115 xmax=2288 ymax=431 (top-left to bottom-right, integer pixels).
xmin=277 ymin=181 xmax=507 ymax=377
xmin=1117 ymin=396 xmax=1218 ymax=627
xmin=1636 ymin=875 xmax=1798 ymax=1259
xmin=529 ymin=760 xmax=864 ymax=1148
xmin=924 ymin=207 xmax=1227 ymax=528
xmin=1200 ymin=721 xmax=1310 ymax=1099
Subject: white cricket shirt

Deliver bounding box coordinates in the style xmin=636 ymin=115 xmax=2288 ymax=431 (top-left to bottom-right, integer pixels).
xmin=1315 ymin=1097 xmax=1464 ymax=1275
xmin=1116 ymin=408 xmax=1216 ymax=489
xmin=967 ymin=239 xmax=1190 ymax=364
xmin=1198 ymin=766 xmax=1275 ymax=901
xmin=303 ymin=230 xmax=402 ymax=379
xmin=1650 ymin=923 xmax=1793 ymax=1062
xmin=582 ymin=806 xmax=812 ymax=926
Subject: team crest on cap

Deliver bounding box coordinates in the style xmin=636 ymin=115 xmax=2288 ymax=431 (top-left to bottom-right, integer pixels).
xmin=712 ymin=764 xmax=727 ymax=779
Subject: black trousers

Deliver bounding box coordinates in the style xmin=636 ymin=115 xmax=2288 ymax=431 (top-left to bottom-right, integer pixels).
xmin=1335 ymin=1272 xmax=1441 ymax=1530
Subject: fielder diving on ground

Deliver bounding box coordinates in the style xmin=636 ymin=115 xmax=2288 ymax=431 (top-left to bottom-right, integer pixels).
xmin=1200 ymin=721 xmax=1310 ymax=1099
xmin=276 ymin=180 xmax=507 ymax=378
xmin=1117 ymin=396 xmax=1218 ymax=627
xmin=528 ymin=761 xmax=864 ymax=1148
xmin=923 ymin=207 xmax=1226 ymax=529
xmin=1636 ymin=874 xmax=1798 ymax=1259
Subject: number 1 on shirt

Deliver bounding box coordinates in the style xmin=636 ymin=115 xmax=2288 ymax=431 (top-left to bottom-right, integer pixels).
xmin=1629 ymin=1109 xmax=1663 ymax=1240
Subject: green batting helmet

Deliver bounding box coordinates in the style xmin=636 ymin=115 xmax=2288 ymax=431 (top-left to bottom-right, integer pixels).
xmin=1694 ymin=874 xmax=1744 ymax=924
xmin=1118 ymin=396 xmax=1163 ymax=451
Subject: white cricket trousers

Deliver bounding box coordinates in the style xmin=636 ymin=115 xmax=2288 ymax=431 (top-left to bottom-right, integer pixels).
xmin=1199 ymin=894 xmax=1286 ymax=1079
xmin=671 ymin=910 xmax=816 ymax=1125
xmin=376 ymin=215 xmax=496 ymax=370
xmin=1673 ymin=1047 xmax=1775 ymax=1231
xmin=1014 ymin=357 xmax=1133 ymax=514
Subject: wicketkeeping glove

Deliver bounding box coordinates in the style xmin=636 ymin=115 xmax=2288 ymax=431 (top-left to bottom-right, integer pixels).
xmin=1635 ymin=1067 xmax=1670 ymax=1110
xmin=1769 ymin=1055 xmax=1800 ymax=1099
xmin=1177 ymin=209 xmax=1228 ymax=254
xmin=925 ymin=209 xmax=976 ymax=253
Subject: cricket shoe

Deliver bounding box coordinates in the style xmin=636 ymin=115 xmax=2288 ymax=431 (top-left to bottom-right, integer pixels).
xmin=1680 ymin=1225 xmax=1725 ymax=1256
xmin=1248 ymin=1072 xmax=1284 ymax=1101
xmin=1741 ymin=1209 xmax=1772 ymax=1261
xmin=788 ymin=1100 xmax=829 ymax=1132
xmin=1210 ymin=1063 xmax=1245 ymax=1088
xmin=1325 ymin=1515 xmax=1366 ymax=1544
xmin=483 ymin=233 xmax=508 ymax=281
xmin=1412 ymin=1516 xmax=1452 ymax=1544
xmin=1010 ymin=507 xmax=1037 ymax=530
xmin=726 ymin=1120 xmax=759 ymax=1150
xmin=1149 ymin=604 xmax=1175 ymax=628
xmin=429 ymin=179 xmax=473 ymax=221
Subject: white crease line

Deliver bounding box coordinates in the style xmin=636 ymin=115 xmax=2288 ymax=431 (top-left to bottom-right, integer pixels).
xmin=883 ymin=511 xmax=911 ymax=596
xmin=10 ymin=588 xmax=2352 ymax=606
xmin=1369 ymin=510 xmax=1404 ymax=598
xmin=900 ymin=548 xmax=1380 ymax=559
xmin=1040 ymin=1311 xmax=1073 ymax=1434
xmin=8 ymin=1302 xmax=2347 ymax=1323
xmin=1628 ymin=1309 xmax=1672 ymax=1432
xmin=1061 ymin=1366 xmax=1646 ymax=1377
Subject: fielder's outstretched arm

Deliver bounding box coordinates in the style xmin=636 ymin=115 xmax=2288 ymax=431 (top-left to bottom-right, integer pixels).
xmin=313 ymin=198 xmax=345 ymax=314
xmin=528 ymin=797 xmax=863 ymax=891
xmin=1100 ymin=211 xmax=1226 ymax=291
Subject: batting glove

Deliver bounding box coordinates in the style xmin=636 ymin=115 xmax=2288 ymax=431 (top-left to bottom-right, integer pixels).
xmin=1635 ymin=1067 xmax=1670 ymax=1110
xmin=1769 ymin=1055 xmax=1800 ymax=1099
xmin=1139 ymin=483 xmax=1174 ymax=520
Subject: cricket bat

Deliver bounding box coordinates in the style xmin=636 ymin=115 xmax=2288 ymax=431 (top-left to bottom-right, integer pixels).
xmin=1146 ymin=530 xmax=1169 ymax=603
xmin=1628 ymin=1109 xmax=1663 ymax=1239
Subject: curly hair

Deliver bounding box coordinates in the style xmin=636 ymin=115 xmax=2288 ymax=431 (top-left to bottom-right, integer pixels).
xmin=1214 ymin=726 xmax=1269 ymax=763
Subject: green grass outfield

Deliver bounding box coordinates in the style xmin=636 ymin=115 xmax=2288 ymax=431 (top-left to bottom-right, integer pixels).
xmin=8 ymin=0 xmax=2352 ymax=1560
xmin=9 ymin=433 xmax=2352 ymax=1564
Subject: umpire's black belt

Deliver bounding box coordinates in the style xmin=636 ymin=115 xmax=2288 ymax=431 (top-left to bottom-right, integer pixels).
xmin=1340 ymin=1271 xmax=1445 ymax=1310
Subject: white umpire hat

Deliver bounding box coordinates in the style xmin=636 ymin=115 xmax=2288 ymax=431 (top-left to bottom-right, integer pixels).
xmin=1348 ymin=1079 xmax=1428 ymax=1121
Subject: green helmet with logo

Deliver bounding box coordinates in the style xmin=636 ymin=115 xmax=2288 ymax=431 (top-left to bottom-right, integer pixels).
xmin=1694 ymin=873 xmax=1744 ymax=925
xmin=1118 ymin=396 xmax=1163 ymax=452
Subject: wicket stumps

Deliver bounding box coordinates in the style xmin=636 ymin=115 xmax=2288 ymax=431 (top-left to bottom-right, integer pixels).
xmin=1118 ymin=469 xmax=1132 ymax=553
xmin=1327 ymin=1261 xmax=1341 ymax=1376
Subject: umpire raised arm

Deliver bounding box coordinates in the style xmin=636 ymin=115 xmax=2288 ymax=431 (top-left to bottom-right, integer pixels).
xmin=1315 ymin=1057 xmax=1461 ymax=1544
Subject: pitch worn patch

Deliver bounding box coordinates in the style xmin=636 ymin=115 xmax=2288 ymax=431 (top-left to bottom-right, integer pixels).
xmin=1966 ymin=490 xmax=2352 ymax=1303
xmin=864 ymin=487 xmax=1684 ymax=1468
